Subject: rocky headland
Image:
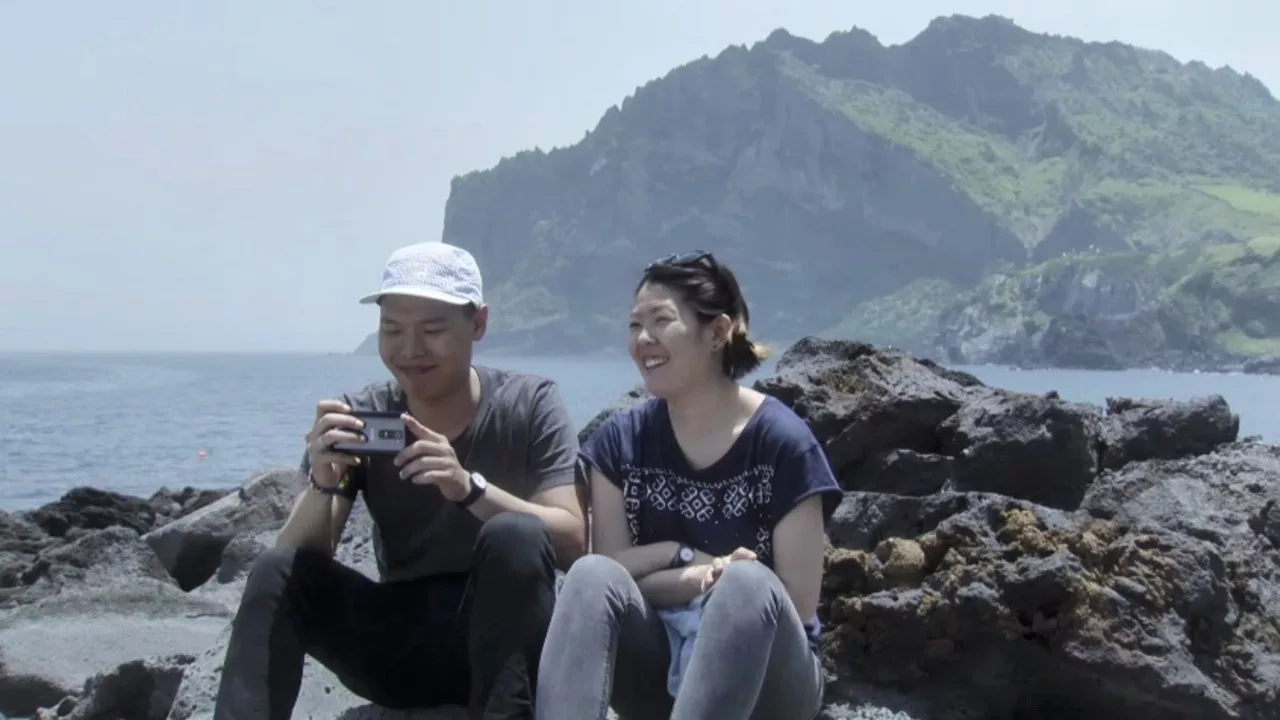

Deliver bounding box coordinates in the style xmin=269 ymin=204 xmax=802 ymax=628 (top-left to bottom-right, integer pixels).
xmin=354 ymin=14 xmax=1280 ymax=373
xmin=3 ymin=337 xmax=1278 ymax=719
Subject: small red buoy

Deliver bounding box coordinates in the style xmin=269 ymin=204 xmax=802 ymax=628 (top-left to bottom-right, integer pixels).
xmin=197 ymin=449 xmax=208 ymax=459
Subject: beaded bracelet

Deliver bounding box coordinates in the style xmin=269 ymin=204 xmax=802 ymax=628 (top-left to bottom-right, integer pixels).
xmin=308 ymin=468 xmax=349 ymax=496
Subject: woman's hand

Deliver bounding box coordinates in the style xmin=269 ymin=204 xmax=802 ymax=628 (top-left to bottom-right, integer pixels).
xmin=700 ymin=547 xmax=757 ymax=593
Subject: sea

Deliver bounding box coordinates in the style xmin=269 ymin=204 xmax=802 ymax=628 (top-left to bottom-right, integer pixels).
xmin=3 ymin=352 xmax=1280 ymax=511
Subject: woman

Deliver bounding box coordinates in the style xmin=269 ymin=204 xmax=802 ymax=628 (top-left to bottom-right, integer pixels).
xmin=536 ymin=251 xmax=842 ymax=720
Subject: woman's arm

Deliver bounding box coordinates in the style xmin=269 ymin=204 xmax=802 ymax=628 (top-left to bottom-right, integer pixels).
xmin=635 ymin=566 xmax=709 ymax=608
xmin=590 ymin=468 xmax=715 ymax=606
xmin=768 ymin=494 xmax=828 ymax=620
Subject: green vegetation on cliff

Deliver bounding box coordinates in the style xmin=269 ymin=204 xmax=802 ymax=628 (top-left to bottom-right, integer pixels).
xmin=370 ymin=15 xmax=1280 ymax=367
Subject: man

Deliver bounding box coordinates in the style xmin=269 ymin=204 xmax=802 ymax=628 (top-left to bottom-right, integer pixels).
xmin=213 ymin=241 xmax=586 ymax=720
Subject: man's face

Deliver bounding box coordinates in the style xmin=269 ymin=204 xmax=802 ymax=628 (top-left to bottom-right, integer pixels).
xmin=377 ymin=295 xmax=487 ymax=401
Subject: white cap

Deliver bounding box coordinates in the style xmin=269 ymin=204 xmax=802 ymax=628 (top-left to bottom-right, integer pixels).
xmin=358 ymin=241 xmax=484 ymax=307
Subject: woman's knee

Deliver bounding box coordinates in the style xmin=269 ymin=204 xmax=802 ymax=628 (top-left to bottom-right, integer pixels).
xmin=557 ymin=554 xmax=637 ymax=607
xmin=708 ymin=561 xmax=786 ymax=609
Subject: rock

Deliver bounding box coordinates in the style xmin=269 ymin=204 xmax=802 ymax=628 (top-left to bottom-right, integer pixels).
xmin=756 ymin=338 xmax=975 ymax=481
xmin=1082 ymin=440 xmax=1280 ymax=622
xmin=147 ymin=487 xmax=235 ymax=526
xmin=0 ymin=512 xmax=54 ymax=595
xmin=1100 ymin=395 xmax=1240 ymax=470
xmin=143 ymin=468 xmax=300 ymax=591
xmin=19 ymin=485 xmax=231 ymax=542
xmin=22 ymin=488 xmax=159 ymax=539
xmin=55 ymin=655 xmax=194 ymax=720
xmin=938 ymin=389 xmax=1103 ymax=510
xmin=770 ymin=337 xmax=1280 ymax=718
xmin=576 ymin=385 xmax=649 ymax=445
xmin=4 ymin=526 xmax=176 ymax=608
xmin=0 ymin=582 xmax=230 ymax=719
xmin=821 ymin=494 xmax=1277 ymax=719
xmin=841 ymin=450 xmax=954 ymax=496
xmin=1242 ymin=355 xmax=1280 ymax=375
xmin=2 ymin=485 xmax=236 ymax=608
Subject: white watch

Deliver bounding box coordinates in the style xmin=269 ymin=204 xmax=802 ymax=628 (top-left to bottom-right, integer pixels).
xmin=458 ymin=472 xmax=487 ymax=508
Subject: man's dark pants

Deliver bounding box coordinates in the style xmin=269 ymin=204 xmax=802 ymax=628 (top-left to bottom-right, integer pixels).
xmin=212 ymin=512 xmax=557 ymax=720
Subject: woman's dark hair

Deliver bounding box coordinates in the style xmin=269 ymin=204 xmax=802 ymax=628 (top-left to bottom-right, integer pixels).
xmin=637 ymin=251 xmax=772 ymax=380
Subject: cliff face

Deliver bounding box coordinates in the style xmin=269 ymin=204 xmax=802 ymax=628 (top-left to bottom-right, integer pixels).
xmin=933 ymin=236 xmax=1280 ymax=370
xmin=443 ymin=31 xmax=1027 ymax=353
xmin=360 ymin=14 xmax=1280 ymax=366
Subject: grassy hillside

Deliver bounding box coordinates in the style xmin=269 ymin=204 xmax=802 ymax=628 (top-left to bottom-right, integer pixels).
xmin=786 ymin=17 xmax=1280 ymax=254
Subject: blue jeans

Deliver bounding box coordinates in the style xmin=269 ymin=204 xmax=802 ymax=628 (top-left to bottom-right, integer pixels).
xmin=536 ymin=554 xmax=824 ymax=720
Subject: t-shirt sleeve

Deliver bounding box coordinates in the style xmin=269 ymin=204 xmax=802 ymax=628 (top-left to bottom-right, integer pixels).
xmin=526 ymin=380 xmax=580 ymax=495
xmin=578 ymin=411 xmax=628 ymax=490
xmin=770 ymin=439 xmax=842 ymax=529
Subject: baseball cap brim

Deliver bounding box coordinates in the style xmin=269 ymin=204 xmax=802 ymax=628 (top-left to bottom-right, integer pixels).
xmin=358 ymin=286 xmax=473 ymax=305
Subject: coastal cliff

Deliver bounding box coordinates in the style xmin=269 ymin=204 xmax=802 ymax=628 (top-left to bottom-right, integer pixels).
xmin=358 ymin=15 xmax=1280 ymax=370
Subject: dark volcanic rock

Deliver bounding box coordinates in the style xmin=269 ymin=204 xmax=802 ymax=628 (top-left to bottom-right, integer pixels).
xmin=822 ymin=492 xmax=1278 ymax=719
xmin=1081 ymin=442 xmax=1280 ymax=678
xmin=577 ymin=385 xmax=650 ymax=445
xmin=23 ymin=488 xmax=159 ymax=538
xmin=147 ymin=487 xmax=234 ymax=526
xmin=143 ymin=469 xmax=299 ymax=591
xmin=1 ymin=484 xmax=236 ymax=609
xmin=756 ymin=337 xmax=976 ymax=482
xmin=53 ymin=654 xmax=195 ymax=720
xmin=753 ymin=336 xmax=1277 ymax=719
xmin=938 ymin=389 xmax=1104 ymax=510
xmin=1243 ymin=355 xmax=1280 ymax=375
xmin=841 ymin=449 xmax=955 ymax=496
xmin=21 ymin=485 xmax=235 ymax=541
xmin=2 ymin=526 xmax=175 ymax=608
xmin=1100 ymin=395 xmax=1240 ymax=470
xmin=0 ymin=511 xmax=54 ymax=593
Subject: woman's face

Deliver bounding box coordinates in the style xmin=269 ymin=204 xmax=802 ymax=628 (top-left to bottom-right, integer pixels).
xmin=628 ymin=281 xmax=720 ymax=398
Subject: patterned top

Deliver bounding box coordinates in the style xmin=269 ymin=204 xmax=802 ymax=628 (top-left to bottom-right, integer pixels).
xmin=579 ymin=394 xmax=842 ymax=647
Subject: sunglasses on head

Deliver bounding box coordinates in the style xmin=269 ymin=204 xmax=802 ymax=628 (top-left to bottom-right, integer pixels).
xmin=645 ymin=250 xmax=717 ymax=271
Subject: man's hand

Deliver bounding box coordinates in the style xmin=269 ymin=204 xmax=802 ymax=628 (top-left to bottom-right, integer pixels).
xmin=304 ymin=400 xmax=365 ymax=488
xmin=394 ymin=413 xmax=472 ymax=502
xmin=699 ymin=547 xmax=758 ymax=593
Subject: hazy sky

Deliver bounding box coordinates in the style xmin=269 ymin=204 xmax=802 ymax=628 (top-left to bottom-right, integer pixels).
xmin=1 ymin=1 xmax=1276 ymax=352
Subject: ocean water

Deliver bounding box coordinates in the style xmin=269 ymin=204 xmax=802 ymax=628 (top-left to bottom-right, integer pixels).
xmin=2 ymin=352 xmax=1279 ymax=510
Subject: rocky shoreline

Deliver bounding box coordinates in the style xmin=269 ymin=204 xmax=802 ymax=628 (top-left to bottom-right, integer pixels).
xmin=2 ymin=337 xmax=1277 ymax=719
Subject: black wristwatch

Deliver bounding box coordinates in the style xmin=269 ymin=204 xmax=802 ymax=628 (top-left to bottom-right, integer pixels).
xmin=669 ymin=543 xmax=695 ymax=569
xmin=457 ymin=472 xmax=488 ymax=509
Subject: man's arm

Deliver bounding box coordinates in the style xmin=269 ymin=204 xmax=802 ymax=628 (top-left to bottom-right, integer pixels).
xmin=274 ymin=455 xmax=360 ymax=555
xmin=462 ymin=483 xmax=584 ymax=569
xmin=461 ymin=380 xmax=586 ymax=569
xmin=275 ymin=485 xmax=356 ymax=555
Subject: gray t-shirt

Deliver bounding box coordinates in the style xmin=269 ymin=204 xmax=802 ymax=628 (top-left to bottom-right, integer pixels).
xmin=302 ymin=365 xmax=579 ymax=582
